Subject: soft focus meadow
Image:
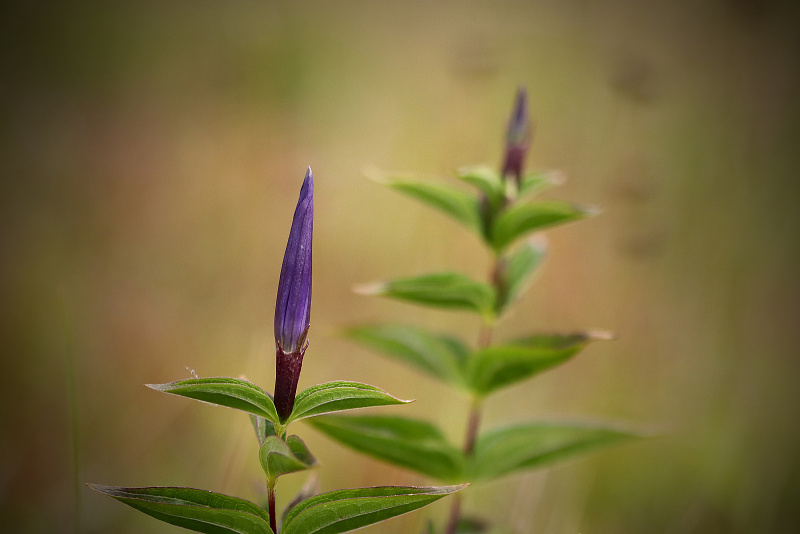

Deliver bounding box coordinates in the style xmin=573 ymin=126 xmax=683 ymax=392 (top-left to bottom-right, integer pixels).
xmin=1 ymin=1 xmax=799 ymax=533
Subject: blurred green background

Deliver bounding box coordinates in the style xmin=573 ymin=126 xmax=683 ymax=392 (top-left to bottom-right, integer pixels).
xmin=2 ymin=0 xmax=799 ymax=532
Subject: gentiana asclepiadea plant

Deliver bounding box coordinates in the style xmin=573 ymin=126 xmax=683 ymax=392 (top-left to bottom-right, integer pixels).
xmin=90 ymin=167 xmax=466 ymax=534
xmin=310 ymin=90 xmax=641 ymax=533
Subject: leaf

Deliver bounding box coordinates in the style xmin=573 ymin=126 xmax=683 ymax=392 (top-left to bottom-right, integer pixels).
xmin=357 ymin=272 xmax=496 ymax=319
xmin=455 ymin=166 xmax=505 ymax=206
xmin=249 ymin=415 xmax=277 ymax=446
xmin=466 ymin=332 xmax=612 ymax=396
xmin=469 ymin=422 xmax=638 ymax=481
xmin=259 ymin=435 xmax=318 ymax=483
xmin=309 ymin=415 xmax=464 ymax=481
xmin=281 ymin=484 xmax=466 ymax=534
xmin=282 ymin=475 xmax=320 ymax=529
xmin=517 ymin=170 xmax=565 ymax=198
xmin=383 ymin=178 xmax=482 ymax=235
xmin=88 ymin=484 xmax=273 ymax=534
xmin=288 ymin=381 xmax=410 ymax=423
xmin=495 ymin=238 xmax=547 ymax=314
xmin=344 ymin=324 xmax=468 ymax=386
xmin=490 ymin=201 xmax=596 ymax=252
xmin=147 ymin=377 xmax=279 ymax=425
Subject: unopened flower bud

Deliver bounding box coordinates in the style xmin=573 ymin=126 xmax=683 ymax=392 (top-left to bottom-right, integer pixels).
xmin=501 ymin=87 xmax=533 ymax=186
xmin=274 ymin=167 xmax=313 ymax=420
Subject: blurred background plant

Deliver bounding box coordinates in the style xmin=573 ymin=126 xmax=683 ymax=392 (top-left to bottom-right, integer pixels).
xmin=1 ymin=1 xmax=799 ymax=533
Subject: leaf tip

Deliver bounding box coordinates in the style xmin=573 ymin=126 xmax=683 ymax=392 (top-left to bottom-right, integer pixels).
xmin=581 ymin=204 xmax=604 ymax=217
xmin=353 ymin=282 xmax=385 ymax=296
xmin=546 ymin=169 xmax=567 ymax=186
xmin=586 ymin=329 xmax=616 ymax=341
xmin=362 ymin=164 xmax=390 ymax=184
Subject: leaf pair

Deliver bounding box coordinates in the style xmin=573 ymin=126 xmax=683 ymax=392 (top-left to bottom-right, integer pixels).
xmin=147 ymin=378 xmax=409 ymax=432
xmin=378 ymin=167 xmax=592 ymax=254
xmin=310 ymin=416 xmax=637 ymax=483
xmin=260 ymin=435 xmax=317 ymax=484
xmin=90 ymin=483 xmax=466 ymax=534
xmin=345 ymin=326 xmax=610 ymax=397
xmin=358 ymin=236 xmax=546 ymax=320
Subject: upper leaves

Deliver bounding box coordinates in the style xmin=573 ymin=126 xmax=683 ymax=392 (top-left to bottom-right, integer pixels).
xmin=344 ymin=324 xmax=468 ymax=387
xmin=466 ymin=332 xmax=612 ymax=397
xmin=147 ymin=377 xmax=280 ymax=423
xmin=357 ymin=272 xmax=496 ymax=320
xmin=489 ymin=201 xmax=595 ymax=252
xmin=310 ymin=414 xmax=640 ymax=484
xmin=88 ymin=484 xmax=273 ymax=534
xmin=470 ymin=422 xmax=638 ymax=481
xmin=383 ymin=178 xmax=483 ymax=235
xmin=281 ymin=484 xmax=466 ymax=534
xmin=343 ymin=327 xmax=609 ymax=398
xmin=308 ymin=415 xmax=464 ymax=481
xmin=287 ymin=381 xmax=411 ymax=424
xmin=148 ymin=377 xmax=408 ymax=431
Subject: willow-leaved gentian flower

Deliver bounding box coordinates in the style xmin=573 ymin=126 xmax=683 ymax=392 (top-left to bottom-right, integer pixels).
xmin=274 ymin=167 xmax=313 ymax=421
xmin=501 ymin=86 xmax=533 ymax=186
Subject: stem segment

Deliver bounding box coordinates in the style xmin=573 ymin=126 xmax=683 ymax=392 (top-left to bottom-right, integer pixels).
xmin=268 ymin=480 xmax=277 ymax=534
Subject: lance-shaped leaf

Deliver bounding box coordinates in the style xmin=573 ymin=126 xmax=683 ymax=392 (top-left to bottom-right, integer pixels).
xmin=456 ymin=166 xmax=505 ymax=207
xmin=259 ymin=435 xmax=318 ymax=483
xmin=518 ymin=170 xmax=565 ymax=198
xmin=357 ymin=272 xmax=496 ymax=319
xmin=281 ymin=484 xmax=467 ymax=534
xmin=382 ymin=178 xmax=482 ymax=235
xmin=469 ymin=422 xmax=638 ymax=481
xmin=147 ymin=377 xmax=279 ymax=425
xmin=344 ymin=324 xmax=468 ymax=386
xmin=466 ymin=332 xmax=612 ymax=397
xmin=282 ymin=475 xmax=320 ymax=529
xmin=490 ymin=201 xmax=597 ymax=252
xmin=495 ymin=238 xmax=547 ymax=314
xmin=287 ymin=381 xmax=410 ymax=423
xmin=88 ymin=484 xmax=273 ymax=534
xmin=309 ymin=415 xmax=464 ymax=481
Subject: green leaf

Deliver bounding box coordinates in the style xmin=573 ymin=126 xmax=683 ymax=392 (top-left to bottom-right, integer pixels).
xmin=517 ymin=170 xmax=565 ymax=198
xmin=281 ymin=484 xmax=466 ymax=534
xmin=344 ymin=324 xmax=468 ymax=386
xmin=309 ymin=415 xmax=464 ymax=481
xmin=384 ymin=178 xmax=482 ymax=235
xmin=249 ymin=415 xmax=277 ymax=446
xmin=147 ymin=377 xmax=279 ymax=425
xmin=88 ymin=484 xmax=273 ymax=534
xmin=490 ymin=201 xmax=596 ymax=252
xmin=288 ymin=381 xmax=410 ymax=423
xmin=469 ymin=422 xmax=637 ymax=481
xmin=455 ymin=166 xmax=505 ymax=206
xmin=259 ymin=435 xmax=318 ymax=483
xmin=358 ymin=272 xmax=496 ymax=319
xmin=495 ymin=239 xmax=547 ymax=314
xmin=282 ymin=475 xmax=320 ymax=529
xmin=466 ymin=332 xmax=612 ymax=396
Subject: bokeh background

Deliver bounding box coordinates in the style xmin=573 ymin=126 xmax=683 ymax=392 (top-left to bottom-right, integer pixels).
xmin=2 ymin=0 xmax=799 ymax=532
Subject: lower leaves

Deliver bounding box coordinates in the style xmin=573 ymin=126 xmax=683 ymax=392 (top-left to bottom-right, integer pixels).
xmin=91 ymin=482 xmax=466 ymax=534
xmin=281 ymin=484 xmax=467 ymax=534
xmin=88 ymin=485 xmax=274 ymax=534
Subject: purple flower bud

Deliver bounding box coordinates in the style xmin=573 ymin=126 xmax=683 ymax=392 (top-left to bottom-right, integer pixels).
xmin=274 ymin=167 xmax=313 ymax=420
xmin=501 ymin=87 xmax=533 ymax=186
